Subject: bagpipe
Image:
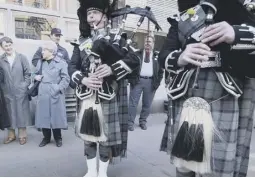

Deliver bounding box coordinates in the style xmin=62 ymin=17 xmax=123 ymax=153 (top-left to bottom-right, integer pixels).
xmin=75 ymin=5 xmax=161 ymax=143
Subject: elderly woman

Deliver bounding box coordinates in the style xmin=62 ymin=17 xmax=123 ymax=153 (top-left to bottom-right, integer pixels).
xmin=0 ymin=36 xmax=31 ymax=145
xmin=34 ymin=41 xmax=70 ymax=147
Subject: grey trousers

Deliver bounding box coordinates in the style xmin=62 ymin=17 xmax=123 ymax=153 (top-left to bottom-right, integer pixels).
xmin=84 ymin=141 xmax=110 ymax=162
xmin=128 ymin=78 xmax=155 ymax=126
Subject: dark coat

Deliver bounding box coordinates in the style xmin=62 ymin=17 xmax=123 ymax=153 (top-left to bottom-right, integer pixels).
xmin=0 ymin=66 xmax=10 ymax=130
xmin=0 ymin=53 xmax=31 ymax=129
xmin=128 ymin=49 xmax=164 ymax=90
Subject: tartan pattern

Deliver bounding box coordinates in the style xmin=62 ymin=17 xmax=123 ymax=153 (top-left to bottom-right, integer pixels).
xmin=160 ymin=69 xmax=255 ymax=176
xmin=100 ymin=79 xmax=129 ymax=158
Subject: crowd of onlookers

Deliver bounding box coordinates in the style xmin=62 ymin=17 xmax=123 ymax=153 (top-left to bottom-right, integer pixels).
xmin=0 ymin=28 xmax=70 ymax=147
xmin=0 ymin=28 xmax=164 ymax=148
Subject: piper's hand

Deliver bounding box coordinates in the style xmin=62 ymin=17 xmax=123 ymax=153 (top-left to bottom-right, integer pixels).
xmin=94 ymin=64 xmax=113 ymax=78
xmin=200 ymin=21 xmax=235 ymax=46
xmin=81 ymin=76 xmax=102 ymax=90
xmin=34 ymin=75 xmax=43 ymax=81
xmin=178 ymin=43 xmax=212 ymax=67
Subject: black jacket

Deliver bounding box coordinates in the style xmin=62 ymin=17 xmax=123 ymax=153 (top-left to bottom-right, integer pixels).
xmin=129 ymin=49 xmax=164 ymax=90
xmin=32 ymin=44 xmax=70 ymax=67
xmin=0 ymin=66 xmax=10 ymax=130
xmin=68 ymin=36 xmax=140 ymax=89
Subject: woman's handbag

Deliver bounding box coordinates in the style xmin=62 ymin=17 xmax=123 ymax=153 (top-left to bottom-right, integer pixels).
xmin=26 ymin=61 xmax=43 ymax=100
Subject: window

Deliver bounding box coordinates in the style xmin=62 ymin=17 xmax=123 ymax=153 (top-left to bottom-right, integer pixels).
xmin=65 ymin=20 xmax=79 ymax=41
xmin=13 ymin=12 xmax=58 ymax=40
xmin=1 ymin=0 xmax=57 ymax=10
xmin=112 ymin=0 xmax=125 ymax=28
xmin=0 ymin=10 xmax=6 ymax=36
xmin=24 ymin=0 xmax=57 ymax=10
xmin=65 ymin=0 xmax=79 ymax=14
xmin=3 ymin=0 xmax=22 ymax=5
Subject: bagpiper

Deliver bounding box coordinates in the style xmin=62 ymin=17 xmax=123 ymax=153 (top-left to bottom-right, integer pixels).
xmin=68 ymin=0 xmax=140 ymax=176
xmin=159 ymin=0 xmax=255 ymax=176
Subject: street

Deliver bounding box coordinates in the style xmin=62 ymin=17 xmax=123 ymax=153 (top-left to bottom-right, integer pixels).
xmin=0 ymin=113 xmax=254 ymax=177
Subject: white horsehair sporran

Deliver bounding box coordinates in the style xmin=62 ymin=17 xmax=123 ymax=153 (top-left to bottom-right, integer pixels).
xmin=171 ymin=97 xmax=215 ymax=174
xmin=74 ymin=53 xmax=107 ymax=143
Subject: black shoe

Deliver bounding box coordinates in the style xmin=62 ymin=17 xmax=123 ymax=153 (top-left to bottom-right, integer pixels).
xmin=128 ymin=125 xmax=134 ymax=131
xmin=56 ymin=139 xmax=62 ymax=147
xmin=139 ymin=124 xmax=147 ymax=130
xmin=39 ymin=138 xmax=50 ymax=147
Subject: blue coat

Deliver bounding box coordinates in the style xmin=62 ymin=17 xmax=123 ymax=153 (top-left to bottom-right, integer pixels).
xmin=35 ymin=56 xmax=70 ymax=129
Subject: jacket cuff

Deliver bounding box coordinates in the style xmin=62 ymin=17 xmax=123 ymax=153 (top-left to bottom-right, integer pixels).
xmin=111 ymin=60 xmax=132 ymax=81
xmin=165 ymin=50 xmax=184 ymax=74
xmin=71 ymin=71 xmax=85 ymax=86
xmin=231 ymin=24 xmax=255 ymax=50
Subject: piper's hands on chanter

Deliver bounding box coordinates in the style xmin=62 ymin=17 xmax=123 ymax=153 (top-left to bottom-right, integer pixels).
xmin=200 ymin=21 xmax=235 ymax=46
xmin=94 ymin=64 xmax=113 ymax=78
xmin=81 ymin=74 xmax=102 ymax=90
xmin=177 ymin=43 xmax=213 ymax=67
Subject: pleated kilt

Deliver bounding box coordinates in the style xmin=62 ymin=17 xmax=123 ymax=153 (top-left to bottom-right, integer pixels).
xmin=160 ymin=68 xmax=255 ymax=176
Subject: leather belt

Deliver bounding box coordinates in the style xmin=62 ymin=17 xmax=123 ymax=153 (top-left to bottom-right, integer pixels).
xmin=140 ymin=76 xmax=153 ymax=79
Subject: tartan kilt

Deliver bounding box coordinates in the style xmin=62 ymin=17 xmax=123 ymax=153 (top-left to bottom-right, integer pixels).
xmin=82 ymin=79 xmax=129 ymax=158
xmin=160 ymin=69 xmax=255 ymax=176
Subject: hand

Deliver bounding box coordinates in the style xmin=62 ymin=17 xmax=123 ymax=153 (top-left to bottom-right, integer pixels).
xmin=178 ymin=43 xmax=212 ymax=67
xmin=94 ymin=64 xmax=113 ymax=78
xmin=81 ymin=76 xmax=102 ymax=90
xmin=200 ymin=21 xmax=235 ymax=46
xmin=34 ymin=75 xmax=43 ymax=81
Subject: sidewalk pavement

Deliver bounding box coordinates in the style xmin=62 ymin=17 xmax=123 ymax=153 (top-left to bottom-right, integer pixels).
xmin=0 ymin=114 xmax=174 ymax=177
xmin=0 ymin=113 xmax=254 ymax=177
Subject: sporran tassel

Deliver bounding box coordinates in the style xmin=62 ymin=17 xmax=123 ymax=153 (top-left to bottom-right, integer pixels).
xmin=185 ymin=124 xmax=197 ymax=161
xmin=171 ymin=121 xmax=189 ymax=158
xmin=172 ymin=97 xmax=214 ymax=175
xmin=92 ymin=108 xmax=101 ymax=136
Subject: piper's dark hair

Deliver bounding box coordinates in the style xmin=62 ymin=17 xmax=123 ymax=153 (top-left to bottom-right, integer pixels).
xmin=77 ymin=0 xmax=118 ymax=38
xmin=0 ymin=36 xmax=13 ymax=47
xmin=177 ymin=0 xmax=200 ymax=12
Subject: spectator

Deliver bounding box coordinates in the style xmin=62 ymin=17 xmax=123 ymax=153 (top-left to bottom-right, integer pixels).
xmin=32 ymin=28 xmax=70 ymax=67
xmin=34 ymin=41 xmax=70 ymax=147
xmin=0 ymin=36 xmax=31 ymax=145
xmin=128 ymin=35 xmax=163 ymax=131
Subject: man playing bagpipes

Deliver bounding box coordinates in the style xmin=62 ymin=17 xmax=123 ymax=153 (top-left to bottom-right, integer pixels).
xmin=67 ymin=0 xmax=144 ymax=177
xmin=159 ymin=0 xmax=255 ymax=176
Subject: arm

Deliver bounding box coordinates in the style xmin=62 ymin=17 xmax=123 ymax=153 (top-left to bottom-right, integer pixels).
xmin=32 ymin=47 xmax=43 ymax=67
xmin=63 ymin=48 xmax=70 ymax=64
xmin=158 ymin=63 xmax=164 ymax=83
xmin=58 ymin=62 xmax=70 ymax=94
xmin=158 ymin=16 xmax=183 ymax=74
xmin=110 ymin=51 xmax=141 ymax=81
xmin=68 ymin=45 xmax=84 ymax=88
xmin=0 ymin=66 xmax=4 ymax=83
xmin=230 ymin=24 xmax=255 ymax=78
xmin=21 ymin=55 xmax=31 ymax=87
